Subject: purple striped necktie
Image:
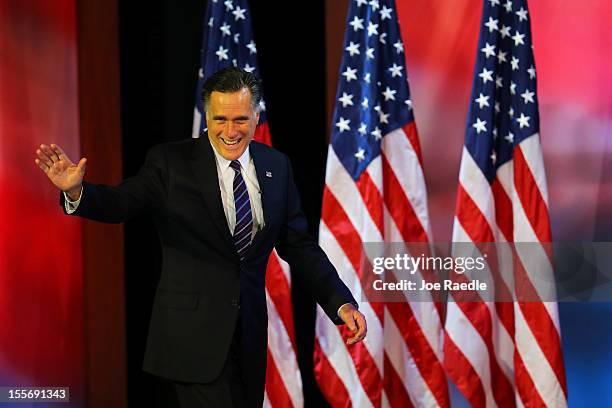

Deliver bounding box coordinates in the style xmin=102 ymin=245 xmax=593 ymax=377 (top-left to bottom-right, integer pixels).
xmin=230 ymin=160 xmax=253 ymax=260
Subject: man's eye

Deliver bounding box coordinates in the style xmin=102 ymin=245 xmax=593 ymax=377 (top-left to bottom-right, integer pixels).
xmin=235 ymin=121 xmax=247 ymax=125
xmin=216 ymin=120 xmax=226 ymax=124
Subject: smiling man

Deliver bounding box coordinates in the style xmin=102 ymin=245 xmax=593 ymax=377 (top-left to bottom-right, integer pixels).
xmin=35 ymin=67 xmax=366 ymax=408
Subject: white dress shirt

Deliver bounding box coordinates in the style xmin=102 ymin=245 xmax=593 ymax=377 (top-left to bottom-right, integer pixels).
xmin=210 ymin=142 xmax=264 ymax=239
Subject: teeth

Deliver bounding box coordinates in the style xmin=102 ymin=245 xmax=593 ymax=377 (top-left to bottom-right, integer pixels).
xmin=221 ymin=137 xmax=240 ymax=146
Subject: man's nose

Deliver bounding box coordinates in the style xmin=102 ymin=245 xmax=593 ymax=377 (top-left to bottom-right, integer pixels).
xmin=225 ymin=121 xmax=238 ymax=138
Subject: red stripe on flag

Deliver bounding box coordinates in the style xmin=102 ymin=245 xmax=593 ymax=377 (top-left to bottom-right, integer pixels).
xmin=383 ymin=353 xmax=415 ymax=408
xmin=356 ymin=171 xmax=385 ymax=236
xmin=452 ymin=298 xmax=515 ymax=406
xmin=266 ymin=254 xmax=297 ymax=348
xmin=518 ymin=300 xmax=567 ymax=395
xmin=386 ymin=303 xmax=450 ymax=407
xmin=321 ymin=187 xmax=384 ymax=322
xmin=492 ymin=177 xmax=513 ymax=242
xmin=314 ymin=338 xmax=352 ymax=408
xmin=381 ymin=154 xmax=429 ymax=243
xmin=320 ymin=190 xmax=384 ymax=406
xmin=402 ymin=122 xmax=424 ymax=169
xmin=513 ymin=148 xmax=552 ymax=242
xmin=265 ymin=348 xmax=294 ymax=408
xmin=514 ymin=351 xmax=547 ymax=408
xmin=444 ymin=333 xmax=487 ymax=408
xmin=455 ymin=185 xmax=495 ymax=242
xmin=254 ymin=121 xmax=272 ymax=146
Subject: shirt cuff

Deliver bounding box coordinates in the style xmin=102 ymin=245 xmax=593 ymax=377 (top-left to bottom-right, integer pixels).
xmin=63 ymin=187 xmax=83 ymax=214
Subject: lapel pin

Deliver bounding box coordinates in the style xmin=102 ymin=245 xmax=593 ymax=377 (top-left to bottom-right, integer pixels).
xmin=265 ymin=171 xmax=272 ymax=178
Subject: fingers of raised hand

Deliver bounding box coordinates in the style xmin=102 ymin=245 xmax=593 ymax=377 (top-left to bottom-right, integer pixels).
xmin=34 ymin=158 xmax=50 ymax=172
xmin=36 ymin=147 xmax=54 ymax=168
xmin=39 ymin=144 xmax=61 ymax=163
xmin=50 ymin=144 xmax=70 ymax=163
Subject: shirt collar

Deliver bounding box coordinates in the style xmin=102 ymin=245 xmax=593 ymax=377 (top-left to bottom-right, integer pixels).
xmin=209 ymin=140 xmax=251 ymax=171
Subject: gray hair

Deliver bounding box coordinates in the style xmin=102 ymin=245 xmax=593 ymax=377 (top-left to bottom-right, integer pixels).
xmin=201 ymin=67 xmax=262 ymax=112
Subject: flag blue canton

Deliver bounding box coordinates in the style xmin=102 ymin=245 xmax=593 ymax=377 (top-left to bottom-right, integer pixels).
xmin=465 ymin=0 xmax=539 ymax=183
xmin=331 ymin=0 xmax=414 ymax=181
xmin=194 ymin=0 xmax=267 ymax=135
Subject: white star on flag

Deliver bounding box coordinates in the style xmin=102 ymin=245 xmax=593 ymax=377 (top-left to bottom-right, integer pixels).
xmin=361 ymin=97 xmax=369 ymax=109
xmin=516 ymin=7 xmax=528 ymax=21
xmin=369 ymin=0 xmax=380 ymax=11
xmin=378 ymin=110 xmax=389 ymax=124
xmin=339 ymin=92 xmax=354 ymax=107
xmin=511 ymin=56 xmax=520 ymax=70
xmin=497 ymin=50 xmax=507 ymax=64
xmin=475 ymin=93 xmax=490 ymax=109
xmin=479 ymin=68 xmax=494 ymax=84
xmin=346 ymin=41 xmax=360 ymax=56
xmin=224 ymin=0 xmax=233 ymax=10
xmin=393 ymin=40 xmax=403 ymax=53
xmin=220 ymin=23 xmax=231 ymax=36
xmin=349 ymin=16 xmax=364 ymax=31
xmin=521 ymin=89 xmax=535 ymax=104
xmin=485 ymin=17 xmax=499 ymax=32
xmin=232 ymin=6 xmax=246 ymax=20
xmin=472 ymin=117 xmax=487 ymax=134
xmin=512 ymin=30 xmax=525 ymax=46
xmin=505 ymin=132 xmax=514 ymax=143
xmin=367 ymin=22 xmax=379 ymax=36
xmin=516 ymin=112 xmax=530 ymax=128
xmin=366 ymin=48 xmax=375 ymax=59
xmin=243 ymin=63 xmax=255 ymax=73
xmin=382 ymin=87 xmax=397 ymax=101
xmin=496 ymin=76 xmax=503 ymax=88
xmin=336 ymin=117 xmax=351 ymax=132
xmin=499 ymin=25 xmax=511 ymax=38
xmin=370 ymin=127 xmax=382 ymax=140
xmin=510 ymin=81 xmax=517 ymax=95
xmin=481 ymin=42 xmax=496 ymax=58
xmin=246 ymin=40 xmax=256 ymax=54
xmin=358 ymin=123 xmax=367 ymax=135
xmin=504 ymin=0 xmax=513 ymax=13
xmin=354 ymin=148 xmax=366 ymax=161
xmin=343 ymin=66 xmax=358 ymax=82
xmin=388 ymin=63 xmax=403 ymax=77
xmin=380 ymin=5 xmax=392 ymax=20
xmin=216 ymin=46 xmax=229 ymax=60
xmin=527 ymin=65 xmax=536 ymax=79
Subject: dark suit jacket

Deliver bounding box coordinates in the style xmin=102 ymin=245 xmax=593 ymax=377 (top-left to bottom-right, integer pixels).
xmin=61 ymin=137 xmax=355 ymax=405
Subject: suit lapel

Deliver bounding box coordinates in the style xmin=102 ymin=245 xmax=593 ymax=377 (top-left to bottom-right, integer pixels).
xmin=249 ymin=142 xmax=272 ymax=252
xmin=189 ymin=137 xmax=235 ymax=251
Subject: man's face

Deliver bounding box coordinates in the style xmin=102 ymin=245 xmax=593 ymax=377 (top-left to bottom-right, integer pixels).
xmin=205 ymin=88 xmax=260 ymax=161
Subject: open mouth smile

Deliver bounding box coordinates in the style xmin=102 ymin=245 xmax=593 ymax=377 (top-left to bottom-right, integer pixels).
xmin=221 ymin=137 xmax=242 ymax=146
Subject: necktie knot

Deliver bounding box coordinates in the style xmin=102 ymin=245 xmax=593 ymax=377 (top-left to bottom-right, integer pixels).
xmin=230 ymin=160 xmax=241 ymax=173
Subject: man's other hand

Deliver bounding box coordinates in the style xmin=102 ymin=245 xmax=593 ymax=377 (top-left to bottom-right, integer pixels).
xmin=35 ymin=144 xmax=86 ymax=200
xmin=338 ymin=303 xmax=367 ymax=345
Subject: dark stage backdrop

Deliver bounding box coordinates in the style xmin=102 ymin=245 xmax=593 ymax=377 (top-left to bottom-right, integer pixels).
xmin=118 ymin=0 xmax=330 ymax=406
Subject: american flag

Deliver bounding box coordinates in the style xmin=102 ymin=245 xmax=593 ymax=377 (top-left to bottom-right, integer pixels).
xmin=444 ymin=0 xmax=567 ymax=406
xmin=192 ymin=1 xmax=303 ymax=406
xmin=314 ymin=0 xmax=449 ymax=406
